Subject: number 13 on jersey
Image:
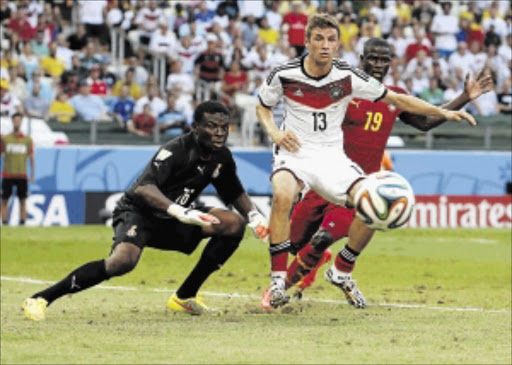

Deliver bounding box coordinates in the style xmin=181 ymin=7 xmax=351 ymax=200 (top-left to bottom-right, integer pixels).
xmin=312 ymin=112 xmax=327 ymax=131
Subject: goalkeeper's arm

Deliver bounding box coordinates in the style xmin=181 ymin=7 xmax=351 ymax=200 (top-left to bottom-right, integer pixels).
xmin=232 ymin=193 xmax=269 ymax=240
xmin=134 ymin=184 xmax=219 ymax=227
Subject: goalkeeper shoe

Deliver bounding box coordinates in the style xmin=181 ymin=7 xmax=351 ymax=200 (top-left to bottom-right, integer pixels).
xmin=260 ymin=278 xmax=290 ymax=310
xmin=22 ymin=297 xmax=48 ymax=321
xmin=167 ymin=293 xmax=219 ymax=316
xmin=324 ymin=267 xmax=366 ymax=308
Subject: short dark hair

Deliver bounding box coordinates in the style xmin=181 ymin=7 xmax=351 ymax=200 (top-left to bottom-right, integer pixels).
xmin=12 ymin=112 xmax=23 ymax=120
xmin=193 ymin=101 xmax=230 ymax=125
xmin=306 ymin=13 xmax=340 ymax=41
xmin=363 ymin=38 xmax=391 ymax=55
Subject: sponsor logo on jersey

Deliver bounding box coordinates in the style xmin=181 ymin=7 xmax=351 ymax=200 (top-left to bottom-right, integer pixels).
xmin=350 ymin=100 xmax=362 ymax=108
xmin=293 ymin=88 xmax=304 ymax=97
xmin=197 ymin=165 xmax=205 ymax=174
xmin=388 ymin=104 xmax=397 ymax=112
xmin=126 ymin=225 xmax=137 ymax=237
xmin=212 ymin=163 xmax=222 ymax=178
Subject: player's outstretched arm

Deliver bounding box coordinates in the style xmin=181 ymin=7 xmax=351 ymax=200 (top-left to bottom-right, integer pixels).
xmin=256 ymin=103 xmax=301 ymax=152
xmin=134 ymin=184 xmax=219 ymax=226
xmin=399 ymin=70 xmax=493 ymax=131
xmin=382 ymin=89 xmax=477 ymax=127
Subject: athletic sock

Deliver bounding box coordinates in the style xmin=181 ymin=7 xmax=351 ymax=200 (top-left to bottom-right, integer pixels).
xmin=32 ymin=259 xmax=108 ymax=305
xmin=285 ymin=243 xmax=324 ymax=289
xmin=269 ymin=240 xmax=291 ymax=272
xmin=334 ymin=244 xmax=360 ymax=273
xmin=176 ymin=258 xmax=219 ymax=299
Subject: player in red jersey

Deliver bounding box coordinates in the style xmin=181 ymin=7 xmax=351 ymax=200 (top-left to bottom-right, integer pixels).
xmin=284 ymin=38 xmax=494 ymax=307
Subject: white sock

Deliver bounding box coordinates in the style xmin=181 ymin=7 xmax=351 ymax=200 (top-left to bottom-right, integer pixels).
xmin=270 ymin=272 xmax=286 ymax=288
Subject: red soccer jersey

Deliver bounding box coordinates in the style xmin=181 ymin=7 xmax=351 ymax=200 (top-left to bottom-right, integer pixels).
xmin=343 ymin=85 xmax=407 ymax=174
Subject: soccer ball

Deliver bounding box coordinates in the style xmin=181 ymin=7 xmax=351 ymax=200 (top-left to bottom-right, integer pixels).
xmin=354 ymin=171 xmax=415 ymax=231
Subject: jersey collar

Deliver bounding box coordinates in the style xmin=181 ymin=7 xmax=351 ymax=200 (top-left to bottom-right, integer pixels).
xmin=300 ymin=54 xmax=333 ymax=81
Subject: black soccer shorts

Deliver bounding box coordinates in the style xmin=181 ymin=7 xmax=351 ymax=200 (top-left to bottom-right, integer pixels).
xmin=1 ymin=178 xmax=28 ymax=200
xmin=111 ymin=207 xmax=210 ymax=255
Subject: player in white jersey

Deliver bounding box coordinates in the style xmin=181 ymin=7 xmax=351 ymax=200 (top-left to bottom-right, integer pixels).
xmin=256 ymin=13 xmax=476 ymax=310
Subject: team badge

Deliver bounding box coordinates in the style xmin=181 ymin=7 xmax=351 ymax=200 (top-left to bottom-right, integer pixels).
xmin=155 ymin=149 xmax=172 ymax=161
xmin=329 ymin=85 xmax=344 ymax=100
xmin=212 ymin=163 xmax=222 ymax=178
xmin=126 ymin=225 xmax=137 ymax=237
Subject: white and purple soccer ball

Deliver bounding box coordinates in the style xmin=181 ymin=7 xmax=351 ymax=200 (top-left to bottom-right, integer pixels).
xmin=354 ymin=171 xmax=415 ymax=231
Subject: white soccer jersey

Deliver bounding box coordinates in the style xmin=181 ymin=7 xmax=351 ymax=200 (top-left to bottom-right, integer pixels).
xmin=259 ymin=56 xmax=387 ymax=148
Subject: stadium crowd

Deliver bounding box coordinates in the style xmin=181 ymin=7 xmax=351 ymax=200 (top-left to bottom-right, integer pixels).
xmin=0 ymin=0 xmax=511 ymax=146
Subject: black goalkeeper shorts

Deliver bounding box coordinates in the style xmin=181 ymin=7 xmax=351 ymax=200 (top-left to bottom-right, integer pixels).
xmin=111 ymin=208 xmax=210 ymax=254
xmin=1 ymin=178 xmax=28 ymax=200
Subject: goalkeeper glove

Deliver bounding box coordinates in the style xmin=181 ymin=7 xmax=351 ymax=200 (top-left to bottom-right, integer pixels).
xmin=167 ymin=204 xmax=219 ymax=227
xmin=248 ymin=210 xmax=269 ymax=240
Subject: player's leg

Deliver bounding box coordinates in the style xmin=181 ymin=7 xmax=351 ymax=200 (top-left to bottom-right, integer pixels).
xmin=287 ymin=206 xmax=354 ymax=292
xmin=167 ymin=208 xmax=245 ymax=315
xmin=22 ymin=210 xmax=148 ymax=321
xmin=261 ymin=170 xmax=302 ymax=309
xmin=1 ymin=178 xmax=13 ymax=225
xmin=324 ymin=181 xmax=375 ymax=308
xmin=17 ymin=178 xmax=29 ymax=225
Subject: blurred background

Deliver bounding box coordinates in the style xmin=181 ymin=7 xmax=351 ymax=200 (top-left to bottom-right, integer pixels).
xmin=0 ymin=0 xmax=511 ymax=227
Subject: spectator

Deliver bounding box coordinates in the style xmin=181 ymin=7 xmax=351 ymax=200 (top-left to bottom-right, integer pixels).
xmin=157 ymin=94 xmax=190 ymax=136
xmin=405 ymin=28 xmax=431 ymax=62
xmin=221 ymin=60 xmax=248 ymax=106
xmin=1 ymin=49 xmax=19 ymax=71
xmin=70 ymin=79 xmax=109 ymax=122
xmin=194 ymin=0 xmax=216 ymax=36
xmin=443 ymin=77 xmax=462 ymax=103
xmin=127 ymin=103 xmax=156 ymax=137
xmin=419 ymin=78 xmax=444 ymax=106
xmin=8 ymin=65 xmax=28 ymax=101
xmin=80 ymin=42 xmax=102 ymax=72
xmin=67 ymin=24 xmax=88 ymax=51
xmin=120 ymin=56 xmax=148 ymax=86
xmin=27 ymin=69 xmax=53 ymax=103
xmin=41 ymin=42 xmax=66 ymax=78
xmin=411 ymin=0 xmax=436 ymax=28
xmin=112 ymin=68 xmax=141 ymax=100
xmin=86 ymin=65 xmax=107 ymax=97
xmin=339 ymin=44 xmax=358 ymax=67
xmin=0 ymin=78 xmax=23 ymax=117
xmin=468 ymin=40 xmax=487 ymax=75
xmin=49 ymin=91 xmax=75 ymax=123
xmin=238 ymin=0 xmax=265 ymax=19
xmin=388 ymin=25 xmax=408 ymax=59
xmin=194 ymin=33 xmax=225 ymax=102
xmin=265 ymin=1 xmax=282 ymax=31
xmin=166 ymin=60 xmax=194 ymax=96
xmin=242 ymin=44 xmax=272 ymax=82
xmin=67 ymin=54 xmax=88 ymax=82
xmin=110 ymin=85 xmax=135 ymax=128
xmin=240 ymin=14 xmax=259 ymax=50
xmin=282 ymin=1 xmax=308 ymax=56
xmin=60 ymin=71 xmax=79 ymax=98
xmin=134 ymin=85 xmax=166 ymax=117
xmin=430 ymin=49 xmax=450 ymax=78
xmin=431 ymin=62 xmax=448 ymax=91
xmin=30 ymin=28 xmax=49 ymax=57
xmin=130 ymin=0 xmax=163 ymax=50
xmin=448 ymin=42 xmax=474 ymax=77
xmin=484 ymin=25 xmax=502 ymax=48
xmin=497 ymin=77 xmax=512 ymax=114
xmin=431 ymin=2 xmax=458 ymax=58
xmin=175 ymin=36 xmax=202 ymax=75
xmin=258 ymin=17 xmax=279 ymax=46
xmin=411 ymin=67 xmax=429 ymax=96
xmin=99 ymin=62 xmax=117 ymax=91
xmin=0 ymin=1 xmax=12 ymax=24
xmin=78 ymin=0 xmax=107 ymax=44
xmin=404 ymin=49 xmax=432 ymax=79
xmin=482 ymin=2 xmax=508 ymax=38
xmin=211 ymin=20 xmax=231 ymax=45
xmin=149 ymin=21 xmax=177 ymax=58
xmin=55 ymin=34 xmax=74 ymax=70
xmin=498 ymin=34 xmax=512 ymax=65
xmin=19 ymin=42 xmax=39 ymax=81
xmin=8 ymin=6 xmax=35 ymax=42
xmin=23 ymin=81 xmax=49 ymax=119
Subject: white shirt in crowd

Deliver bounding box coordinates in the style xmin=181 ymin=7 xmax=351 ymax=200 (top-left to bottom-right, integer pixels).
xmin=431 ymin=13 xmax=458 ymax=51
xmin=167 ymin=73 xmax=195 ymax=95
xmin=448 ymin=51 xmax=474 ymax=76
xmin=175 ymin=43 xmax=203 ymax=74
xmin=482 ymin=17 xmax=508 ymax=38
xmin=136 ymin=7 xmax=164 ymax=34
xmin=134 ymin=96 xmax=167 ymax=117
xmin=149 ymin=29 xmax=178 ymax=57
xmin=79 ymin=0 xmax=106 ymax=25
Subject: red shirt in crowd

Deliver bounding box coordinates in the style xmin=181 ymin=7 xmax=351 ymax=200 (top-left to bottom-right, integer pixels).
xmin=8 ymin=18 xmax=35 ymax=42
xmin=132 ymin=113 xmax=155 ymax=134
xmin=282 ymin=13 xmax=308 ymax=46
xmin=405 ymin=43 xmax=431 ymax=62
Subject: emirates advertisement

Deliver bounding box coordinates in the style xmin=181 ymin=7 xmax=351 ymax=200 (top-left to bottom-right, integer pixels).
xmin=407 ymin=195 xmax=512 ymax=228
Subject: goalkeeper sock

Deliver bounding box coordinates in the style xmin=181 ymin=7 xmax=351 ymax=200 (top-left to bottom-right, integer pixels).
xmin=334 ymin=244 xmax=360 ymax=273
xmin=32 ymin=260 xmax=108 ymax=305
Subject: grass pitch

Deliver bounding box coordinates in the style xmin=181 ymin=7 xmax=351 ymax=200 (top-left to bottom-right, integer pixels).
xmin=1 ymin=226 xmax=511 ymax=364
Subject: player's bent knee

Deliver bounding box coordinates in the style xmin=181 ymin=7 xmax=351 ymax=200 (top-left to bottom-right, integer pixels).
xmin=310 ymin=229 xmax=333 ymax=252
xmin=106 ymin=243 xmax=141 ymax=277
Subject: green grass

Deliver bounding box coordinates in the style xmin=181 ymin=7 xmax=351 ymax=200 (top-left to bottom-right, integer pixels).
xmin=1 ymin=226 xmax=511 ymax=364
